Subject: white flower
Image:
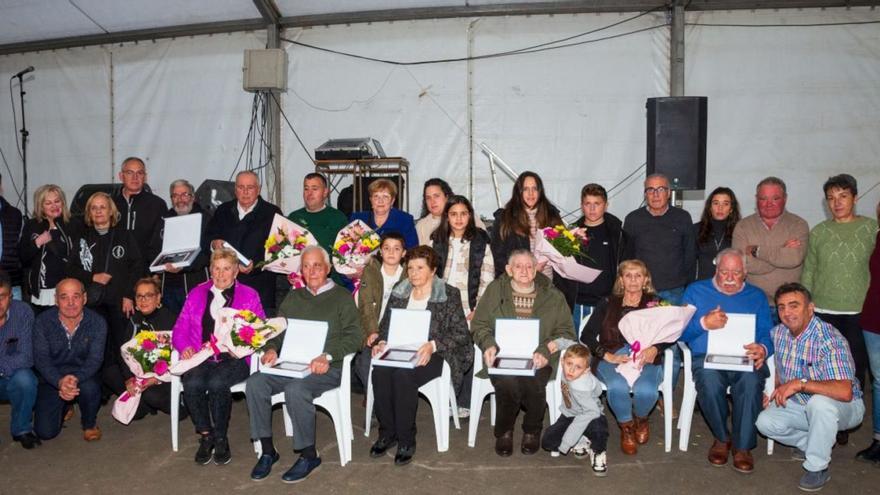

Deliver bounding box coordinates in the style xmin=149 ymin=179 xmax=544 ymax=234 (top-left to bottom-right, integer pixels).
xmin=280 ymin=245 xmax=295 ymax=257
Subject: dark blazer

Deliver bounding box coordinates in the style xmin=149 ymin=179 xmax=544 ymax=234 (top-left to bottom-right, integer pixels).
xmin=0 ymin=196 xmax=23 ymax=286
xmin=20 ymin=217 xmax=75 ymax=300
xmin=161 ymin=203 xmax=211 ymax=294
xmin=113 ymin=189 xmax=168 ymax=274
xmin=66 ymin=224 xmax=144 ymax=304
xmin=377 ymin=277 xmax=473 ymax=392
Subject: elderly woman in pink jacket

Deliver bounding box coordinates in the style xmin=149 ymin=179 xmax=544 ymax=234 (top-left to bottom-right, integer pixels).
xmin=172 ymin=248 xmax=265 ymax=466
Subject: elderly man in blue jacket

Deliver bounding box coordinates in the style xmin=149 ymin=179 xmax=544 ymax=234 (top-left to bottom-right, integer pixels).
xmin=680 ymin=248 xmax=774 ymax=474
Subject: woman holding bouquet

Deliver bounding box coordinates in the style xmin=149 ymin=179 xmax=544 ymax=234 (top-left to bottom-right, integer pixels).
xmin=490 ymin=172 xmax=575 ymax=310
xmin=350 ymin=179 xmax=418 ymax=249
xmin=172 ymin=248 xmax=265 ymax=465
xmin=369 ymin=246 xmax=472 ymax=465
xmin=580 ymin=260 xmax=670 ymax=455
xmin=118 ymin=278 xmax=178 ymax=420
xmin=20 ymin=184 xmax=76 ymax=314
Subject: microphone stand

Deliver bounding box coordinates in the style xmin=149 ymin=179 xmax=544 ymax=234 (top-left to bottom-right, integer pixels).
xmin=14 ymin=73 xmax=30 ymax=214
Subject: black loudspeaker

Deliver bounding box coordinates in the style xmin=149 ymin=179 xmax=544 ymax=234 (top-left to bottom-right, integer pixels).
xmin=646 ymin=96 xmax=707 ymax=190
xmin=336 ymin=176 xmax=405 ymax=217
xmin=195 ymin=180 xmax=236 ymax=215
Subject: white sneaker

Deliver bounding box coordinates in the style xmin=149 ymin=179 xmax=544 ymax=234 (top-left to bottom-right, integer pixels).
xmin=456 ymin=407 xmax=470 ymax=419
xmin=572 ymin=436 xmax=591 ymax=459
xmin=590 ymin=450 xmax=607 ymax=477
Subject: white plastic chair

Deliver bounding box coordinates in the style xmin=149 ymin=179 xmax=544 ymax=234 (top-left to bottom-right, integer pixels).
xmin=252 ymin=353 xmax=355 ymax=466
xmin=170 ymin=350 xmax=259 ymax=452
xmin=677 ymin=342 xmax=775 ymax=454
xmin=467 ymin=345 xmax=565 ymax=448
xmin=364 ymin=358 xmax=460 ymax=452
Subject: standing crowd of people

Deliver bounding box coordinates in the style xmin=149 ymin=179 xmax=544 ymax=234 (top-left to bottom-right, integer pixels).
xmin=0 ymin=157 xmax=876 ymax=492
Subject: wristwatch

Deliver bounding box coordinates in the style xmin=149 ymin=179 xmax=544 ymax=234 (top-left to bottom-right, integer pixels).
xmin=325 ymin=354 xmax=334 ymax=363
xmin=799 ymin=378 xmax=808 ymax=392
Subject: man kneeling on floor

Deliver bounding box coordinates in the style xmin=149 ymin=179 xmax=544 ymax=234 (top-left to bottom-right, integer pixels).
xmin=757 ymin=283 xmax=864 ymax=492
xmin=0 ymin=270 xmax=40 ymax=448
xmin=33 ymin=278 xmax=106 ymax=441
xmin=246 ymin=246 xmax=361 ymax=483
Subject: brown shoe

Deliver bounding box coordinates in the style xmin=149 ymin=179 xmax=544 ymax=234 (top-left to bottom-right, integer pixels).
xmin=83 ymin=427 xmax=102 ymax=442
xmin=732 ymin=449 xmax=754 ymax=474
xmin=63 ymin=406 xmax=75 ymax=422
xmin=619 ymin=421 xmax=637 ymax=455
xmin=495 ymin=431 xmax=513 ymax=457
xmin=708 ymin=439 xmax=731 ymax=466
xmin=634 ymin=416 xmax=650 ymax=445
xmin=521 ymin=431 xmax=541 ymax=455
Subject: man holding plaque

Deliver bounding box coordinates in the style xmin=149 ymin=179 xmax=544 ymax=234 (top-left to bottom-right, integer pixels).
xmin=160 ymin=179 xmax=211 ymax=313
xmin=680 ymin=248 xmax=773 ymax=473
xmin=245 ymin=246 xmax=361 ymax=483
xmin=472 ymin=249 xmax=575 ymax=457
xmin=757 ymin=283 xmax=864 ymax=492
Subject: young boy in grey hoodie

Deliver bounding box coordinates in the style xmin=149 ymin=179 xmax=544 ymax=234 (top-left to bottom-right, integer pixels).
xmin=541 ymin=342 xmax=609 ymax=476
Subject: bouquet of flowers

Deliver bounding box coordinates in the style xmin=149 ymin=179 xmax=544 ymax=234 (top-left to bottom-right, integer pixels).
xmin=112 ymin=331 xmax=173 ymax=424
xmin=331 ymin=219 xmax=381 ymax=276
xmin=256 ymin=214 xmax=318 ymax=275
xmin=615 ymin=304 xmax=697 ymax=386
xmin=219 ymin=308 xmax=287 ymax=359
xmin=534 ymin=225 xmax=601 ymax=283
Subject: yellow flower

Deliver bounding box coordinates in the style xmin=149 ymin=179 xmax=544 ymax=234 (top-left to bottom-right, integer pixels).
xmin=563 ymin=230 xmax=575 ymax=241
xmin=159 ymin=348 xmax=172 ymax=358
xmin=265 ymin=235 xmax=277 ymax=249
xmin=135 ymin=331 xmax=157 ymax=345
xmin=333 ymin=239 xmax=346 ymax=250
xmin=251 ymin=333 xmax=264 ymax=347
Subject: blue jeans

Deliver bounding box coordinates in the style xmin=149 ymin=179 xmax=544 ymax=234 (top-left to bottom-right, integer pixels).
xmin=34 ymin=376 xmax=102 ymax=440
xmin=0 ymin=368 xmax=38 ymax=436
xmin=692 ymin=357 xmax=768 ymax=450
xmin=572 ymin=304 xmax=593 ymax=339
xmin=863 ymin=330 xmax=880 ymax=437
xmin=757 ymin=396 xmax=864 ymax=472
xmin=596 ymin=346 xmax=664 ymax=423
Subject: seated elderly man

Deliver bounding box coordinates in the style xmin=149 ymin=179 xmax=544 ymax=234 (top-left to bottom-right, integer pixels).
xmin=680 ymin=248 xmax=773 ymax=473
xmin=33 ymin=278 xmax=107 ymax=441
xmin=757 ymin=283 xmax=864 ymax=492
xmin=472 ymin=249 xmax=575 ymax=457
xmin=0 ymin=271 xmax=39 ymax=449
xmin=246 ymin=246 xmax=361 ymax=483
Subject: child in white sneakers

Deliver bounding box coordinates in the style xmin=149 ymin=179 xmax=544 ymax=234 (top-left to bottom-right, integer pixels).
xmin=541 ymin=343 xmax=609 ymax=476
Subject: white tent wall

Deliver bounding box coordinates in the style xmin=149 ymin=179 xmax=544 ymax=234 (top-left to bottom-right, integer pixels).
xmin=282 ymin=11 xmax=669 ymax=221
xmin=683 ymin=7 xmax=880 ymax=226
xmin=0 ymin=30 xmax=265 ymax=214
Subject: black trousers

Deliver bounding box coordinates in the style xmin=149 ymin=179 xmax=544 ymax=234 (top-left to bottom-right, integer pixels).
xmin=181 ymin=356 xmax=249 ymax=438
xmin=34 ymin=378 xmax=102 ymax=440
xmin=816 ymin=312 xmax=869 ymax=391
xmin=371 ymin=354 xmax=443 ymax=448
xmin=490 ymin=366 xmax=552 ymax=436
xmin=541 ymin=414 xmax=609 ymax=454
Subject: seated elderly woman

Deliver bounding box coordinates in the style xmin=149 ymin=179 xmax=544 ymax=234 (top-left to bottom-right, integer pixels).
xmin=580 ymin=259 xmax=670 ymax=455
xmin=472 ymin=249 xmax=575 ymax=457
xmin=369 ymin=246 xmax=472 ymax=466
xmin=172 ymin=248 xmax=265 ymax=466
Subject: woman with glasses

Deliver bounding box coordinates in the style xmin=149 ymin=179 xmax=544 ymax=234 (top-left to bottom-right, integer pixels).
xmin=350 ymin=179 xmax=418 ymax=249
xmin=118 ymin=278 xmax=178 ymax=420
xmin=20 ymin=184 xmax=75 ymax=314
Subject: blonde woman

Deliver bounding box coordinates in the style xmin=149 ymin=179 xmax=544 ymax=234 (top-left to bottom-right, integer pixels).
xmin=20 ymin=185 xmax=74 ymax=313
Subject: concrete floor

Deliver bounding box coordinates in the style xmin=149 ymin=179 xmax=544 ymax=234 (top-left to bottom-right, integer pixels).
xmin=1 ymin=388 xmax=877 ymax=495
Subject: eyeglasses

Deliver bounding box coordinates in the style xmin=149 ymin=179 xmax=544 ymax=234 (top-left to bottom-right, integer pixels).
xmin=135 ymin=292 xmax=159 ymax=300
xmin=171 ymin=192 xmax=192 ymax=200
xmin=371 ymin=194 xmax=392 ymax=201
xmin=645 ymin=187 xmax=669 ymax=195
xmin=122 ymin=170 xmax=146 ymax=178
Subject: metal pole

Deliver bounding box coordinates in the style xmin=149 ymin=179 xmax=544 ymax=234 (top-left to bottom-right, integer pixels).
xmin=266 ymin=23 xmax=283 ymax=208
xmin=670 ymin=2 xmax=685 ymax=97
xmin=15 ymin=74 xmax=29 ymax=214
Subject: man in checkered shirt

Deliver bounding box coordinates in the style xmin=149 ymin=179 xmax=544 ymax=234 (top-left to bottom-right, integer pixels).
xmin=757 ymin=282 xmax=864 ymax=492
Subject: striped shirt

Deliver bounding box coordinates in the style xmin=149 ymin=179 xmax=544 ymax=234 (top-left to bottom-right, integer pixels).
xmin=771 ymin=315 xmax=862 ymax=405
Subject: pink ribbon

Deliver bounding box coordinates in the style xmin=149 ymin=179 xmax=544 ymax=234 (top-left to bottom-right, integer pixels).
xmin=631 ymin=341 xmax=641 ymax=361
xmin=209 ymin=334 xmax=222 ymax=361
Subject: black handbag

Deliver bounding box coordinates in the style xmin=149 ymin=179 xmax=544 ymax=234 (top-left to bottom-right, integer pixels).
xmin=86 ymin=230 xmax=114 ymax=307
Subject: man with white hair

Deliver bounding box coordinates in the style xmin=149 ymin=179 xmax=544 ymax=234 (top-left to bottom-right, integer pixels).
xmin=680 ymin=248 xmax=774 ymax=474
xmin=160 ymin=179 xmax=211 ymax=313
xmin=246 ymin=246 xmax=361 ymax=483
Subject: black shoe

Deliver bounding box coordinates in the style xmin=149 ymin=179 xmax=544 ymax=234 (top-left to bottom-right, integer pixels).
xmin=250 ymin=451 xmax=280 ymax=480
xmin=213 ymin=437 xmax=231 ymax=465
xmin=836 ymin=430 xmax=849 ymax=446
xmin=495 ymin=431 xmax=514 ymax=457
xmin=13 ymin=432 xmax=42 ymax=450
xmin=281 ymin=456 xmax=322 ymax=483
xmin=370 ymin=437 xmax=397 ymax=458
xmin=856 ymin=439 xmax=880 ymax=463
xmin=394 ymin=444 xmax=416 ymax=466
xmin=195 ymin=435 xmax=214 ymax=465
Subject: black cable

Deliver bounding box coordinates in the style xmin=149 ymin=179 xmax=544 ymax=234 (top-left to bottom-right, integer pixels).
xmin=686 ymin=19 xmax=880 ymax=28
xmin=0 ymin=144 xmax=24 ymax=211
xmin=280 ymin=4 xmax=668 ymax=66
xmin=269 ymin=91 xmax=316 ymax=165
xmin=8 ymin=78 xmax=23 ymax=161
xmin=228 ymin=93 xmax=260 ymax=180
xmin=68 ymin=0 xmax=110 ymax=34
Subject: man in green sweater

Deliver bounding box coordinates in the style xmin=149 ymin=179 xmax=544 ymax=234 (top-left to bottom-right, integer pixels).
xmin=246 ymin=246 xmax=361 ymax=484
xmin=802 ymin=174 xmax=877 ymax=410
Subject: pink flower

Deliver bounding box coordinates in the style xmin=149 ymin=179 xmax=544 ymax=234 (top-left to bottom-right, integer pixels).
xmin=238 ymin=326 xmax=255 ymax=344
xmin=338 ymin=243 xmax=351 ymax=255
xmin=356 ymin=245 xmax=371 ymax=254
xmin=141 ymin=339 xmax=157 ymax=351
xmin=269 ymin=244 xmax=282 ymax=254
xmin=543 ymin=228 xmax=560 ymax=239
xmin=153 ymin=359 xmax=169 ymax=375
